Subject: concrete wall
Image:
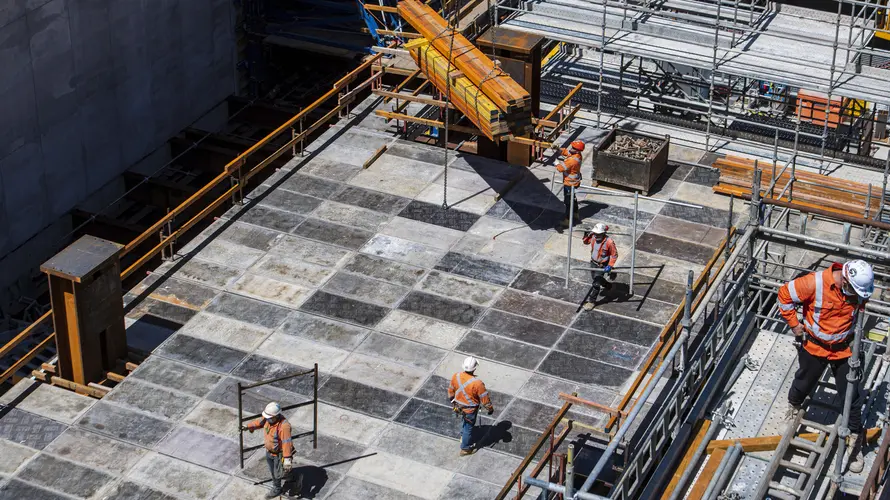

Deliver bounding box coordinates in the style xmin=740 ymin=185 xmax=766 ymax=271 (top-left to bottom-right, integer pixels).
xmin=0 ymin=0 xmax=236 ymax=260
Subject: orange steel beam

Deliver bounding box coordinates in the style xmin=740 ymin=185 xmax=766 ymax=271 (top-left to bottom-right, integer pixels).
xmin=663 ymin=420 xmax=712 ymax=498
xmin=2 ymin=55 xmax=384 ymax=385
xmin=539 ymin=82 xmax=583 ymax=127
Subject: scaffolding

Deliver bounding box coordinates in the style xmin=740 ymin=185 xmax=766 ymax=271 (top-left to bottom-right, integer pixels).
xmin=497 ymin=0 xmax=890 ymax=172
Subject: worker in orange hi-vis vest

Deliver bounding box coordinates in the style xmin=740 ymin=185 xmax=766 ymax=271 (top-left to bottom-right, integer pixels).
xmin=777 ymin=260 xmax=873 ymax=473
xmin=448 ymin=356 xmax=494 ymax=456
xmin=556 ymin=140 xmax=585 ymax=227
xmin=582 ymin=222 xmax=618 ymax=311
xmin=244 ymin=402 xmax=296 ymax=498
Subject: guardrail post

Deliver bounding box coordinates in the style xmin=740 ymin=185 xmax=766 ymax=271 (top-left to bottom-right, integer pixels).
xmin=237 ymin=381 xmax=244 ymax=469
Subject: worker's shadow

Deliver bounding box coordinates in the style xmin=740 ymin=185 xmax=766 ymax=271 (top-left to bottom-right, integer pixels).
xmin=284 ymin=466 xmax=328 ymax=499
xmin=472 ymin=420 xmax=513 ymax=450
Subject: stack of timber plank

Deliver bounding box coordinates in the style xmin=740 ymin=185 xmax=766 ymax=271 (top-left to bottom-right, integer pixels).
xmin=398 ymin=0 xmax=532 ymax=139
xmin=409 ymin=39 xmax=511 ymax=139
xmin=712 ymin=155 xmax=882 ymax=218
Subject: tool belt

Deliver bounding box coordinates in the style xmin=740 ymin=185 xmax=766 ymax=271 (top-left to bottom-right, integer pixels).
xmin=803 ymin=331 xmax=852 ymax=352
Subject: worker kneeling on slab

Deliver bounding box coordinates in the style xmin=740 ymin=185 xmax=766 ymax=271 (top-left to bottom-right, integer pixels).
xmin=448 ymin=356 xmax=494 ymax=456
xmin=556 ymin=140 xmax=585 ymax=227
xmin=778 ymin=259 xmax=872 ymax=473
xmin=244 ymin=402 xmax=297 ymax=498
xmin=582 ymin=223 xmax=618 ymax=311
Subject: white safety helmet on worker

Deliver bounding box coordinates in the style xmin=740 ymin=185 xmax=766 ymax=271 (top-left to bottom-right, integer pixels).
xmin=262 ymin=402 xmax=281 ymax=419
xmin=842 ymin=259 xmax=874 ymax=299
xmin=462 ymin=356 xmax=478 ymax=372
xmin=592 ymin=223 xmax=608 ymax=235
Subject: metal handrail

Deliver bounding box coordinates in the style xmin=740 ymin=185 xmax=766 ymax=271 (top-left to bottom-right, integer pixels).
xmin=0 ymin=54 xmax=383 ymax=388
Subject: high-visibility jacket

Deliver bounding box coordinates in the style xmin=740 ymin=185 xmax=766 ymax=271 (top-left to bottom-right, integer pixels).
xmin=448 ymin=372 xmax=493 ymax=414
xmin=247 ymin=416 xmax=294 ymax=457
xmin=557 ymin=148 xmax=582 ymax=187
xmin=589 ymin=236 xmax=618 ymax=267
xmin=777 ymin=262 xmax=862 ymax=360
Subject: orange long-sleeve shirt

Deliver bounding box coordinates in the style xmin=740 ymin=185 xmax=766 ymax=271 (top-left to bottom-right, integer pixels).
xmin=448 ymin=372 xmax=493 ymax=414
xmin=247 ymin=416 xmax=294 ymax=457
xmin=556 ymin=148 xmax=582 ymax=187
xmin=590 ymin=237 xmax=618 ymax=267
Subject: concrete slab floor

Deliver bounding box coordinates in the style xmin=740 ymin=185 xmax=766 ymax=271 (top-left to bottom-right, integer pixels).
xmin=0 ymin=95 xmax=724 ymax=499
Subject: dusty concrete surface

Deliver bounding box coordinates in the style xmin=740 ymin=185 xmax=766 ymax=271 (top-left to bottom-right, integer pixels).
xmin=0 ymin=95 xmax=731 ymax=499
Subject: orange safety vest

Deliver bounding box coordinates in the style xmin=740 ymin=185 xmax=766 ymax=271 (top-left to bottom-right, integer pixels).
xmin=448 ymin=372 xmax=493 ymax=414
xmin=777 ymin=263 xmax=862 ymax=360
xmin=557 ymin=148 xmax=582 ymax=187
xmin=247 ymin=416 xmax=294 ymax=457
xmin=590 ymin=236 xmax=618 ymax=267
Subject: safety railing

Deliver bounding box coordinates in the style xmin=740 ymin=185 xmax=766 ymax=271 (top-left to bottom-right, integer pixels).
xmin=0 ymin=54 xmax=384 ymax=388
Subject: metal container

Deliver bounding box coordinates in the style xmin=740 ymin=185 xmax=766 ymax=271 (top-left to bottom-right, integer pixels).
xmin=593 ymin=129 xmax=670 ymax=195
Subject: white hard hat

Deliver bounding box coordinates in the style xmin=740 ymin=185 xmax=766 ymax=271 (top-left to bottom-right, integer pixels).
xmin=843 ymin=260 xmax=874 ymax=299
xmin=592 ymin=223 xmax=608 ymax=235
xmin=262 ymin=402 xmax=281 ymax=419
xmin=462 ymin=356 xmax=478 ymax=372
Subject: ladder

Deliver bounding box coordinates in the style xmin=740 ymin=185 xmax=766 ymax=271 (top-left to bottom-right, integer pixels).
xmin=753 ymin=407 xmax=841 ymax=499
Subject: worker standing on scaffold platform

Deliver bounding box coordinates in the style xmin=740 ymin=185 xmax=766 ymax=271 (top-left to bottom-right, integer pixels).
xmin=778 ymin=259 xmax=873 ymax=473
xmin=556 ymin=140 xmax=585 ymax=227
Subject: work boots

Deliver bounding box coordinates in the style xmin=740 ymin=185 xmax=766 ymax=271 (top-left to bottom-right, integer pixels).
xmin=265 ymin=488 xmax=281 ymax=499
xmin=848 ymin=433 xmax=865 ymax=473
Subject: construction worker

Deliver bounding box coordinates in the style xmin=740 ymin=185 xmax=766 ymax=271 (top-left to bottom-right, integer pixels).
xmin=582 ymin=222 xmax=618 ymax=311
xmin=778 ymin=259 xmax=873 ymax=473
xmin=448 ymin=356 xmax=494 ymax=456
xmin=244 ymin=402 xmax=295 ymax=498
xmin=556 ymin=140 xmax=584 ymax=227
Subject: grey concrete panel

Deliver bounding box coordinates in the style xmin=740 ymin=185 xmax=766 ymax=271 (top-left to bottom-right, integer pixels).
xmin=331 ymin=186 xmax=412 ymax=214
xmin=216 ymin=221 xmax=283 ymax=251
xmin=518 ymin=373 xmax=616 ymax=419
xmin=327 ymin=477 xmax=423 ymax=500
xmin=156 ymin=334 xmax=248 ymax=374
xmin=126 ymin=295 xmax=197 ymax=325
xmin=374 ymin=424 xmax=466 ymax=472
xmin=0 ymin=408 xmax=66 ymax=450
xmin=581 ymin=201 xmax=656 ymax=228
xmin=0 ymin=479 xmax=69 ymax=500
xmin=44 ymin=427 xmax=146 ymax=475
xmin=129 ymin=452 xmax=229 ymax=500
xmin=418 ymin=271 xmax=502 ymax=307
xmin=0 ymin=380 xmax=94 ymax=425
xmin=571 ymin=310 xmax=661 ymax=346
xmin=268 ymin=234 xmax=352 ymax=268
xmin=361 ymin=234 xmax=446 ymax=268
xmin=398 ymin=200 xmax=480 ymax=231
xmin=300 ymin=291 xmax=390 ymax=327
xmin=100 ymin=481 xmax=179 ymax=500
xmin=439 ymin=474 xmax=501 ymax=500
xmin=279 ymin=174 xmax=343 ymax=199
xmin=459 ymin=448 xmax=524 ymax=489
xmin=556 ymin=330 xmax=648 ymax=369
xmin=77 ymin=401 xmax=174 ymax=447
xmin=239 ymin=451 xmax=343 ymax=498
xmin=660 ymin=202 xmax=739 ymax=227
xmin=292 ymin=218 xmax=373 ymax=250
xmin=500 ymin=398 xmax=565 ymax=432
xmin=475 ymin=309 xmax=565 ymax=348
xmin=258 ymin=189 xmax=323 ymax=215
xmin=537 ymin=350 xmax=633 ymax=389
xmin=456 ymin=330 xmax=548 ymax=370
xmin=342 ymin=254 xmax=426 ymax=287
xmin=164 ymin=258 xmax=243 ymax=289
xmin=205 ymin=293 xmax=291 ymax=329
xmin=509 ymin=269 xmax=588 ymax=304
xmin=635 ymin=232 xmax=715 ymax=266
xmin=250 ymin=253 xmax=335 ymax=288
xmin=486 ymin=199 xmax=564 ymax=228
xmin=355 ymin=333 xmax=446 ymax=371
xmin=322 ymin=272 xmax=409 ymax=307
xmin=393 ymin=398 xmax=459 ymax=438
xmin=646 ymin=215 xmax=722 ymax=247
xmin=236 ymin=205 xmax=304 ymax=234
xmin=17 ymin=453 xmax=114 ymax=497
xmin=206 ymin=376 xmax=308 ymax=415
xmin=319 ymin=376 xmax=408 ymax=419
xmin=493 ymin=289 xmax=578 ymax=326
xmin=434 ymin=251 xmax=521 ymax=286
xmin=157 ymin=426 xmax=240 ymax=473
xmin=0 ymin=440 xmax=35 ymax=475
xmin=586 ymin=292 xmax=676 ymax=326
xmin=232 ymin=354 xmax=322 ymax=397
xmin=397 ymin=291 xmax=483 ymax=327
xmin=279 ymin=311 xmax=369 ymax=350
xmin=105 ymin=378 xmax=200 ymax=420
xmin=131 ymin=274 xmax=220 ymax=311
xmin=288 ymin=433 xmax=365 ymax=473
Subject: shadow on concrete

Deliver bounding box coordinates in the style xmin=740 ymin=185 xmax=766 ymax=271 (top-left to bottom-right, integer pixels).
xmin=474 ymin=420 xmax=514 ymax=450
xmin=287 ymin=466 xmax=328 ymax=499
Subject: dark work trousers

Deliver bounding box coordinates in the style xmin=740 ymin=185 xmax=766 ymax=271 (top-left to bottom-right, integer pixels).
xmin=563 ymin=186 xmax=580 ymax=222
xmin=590 ymin=264 xmax=613 ymax=297
xmin=265 ymin=452 xmax=286 ymax=492
xmin=788 ymin=346 xmax=864 ymax=433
